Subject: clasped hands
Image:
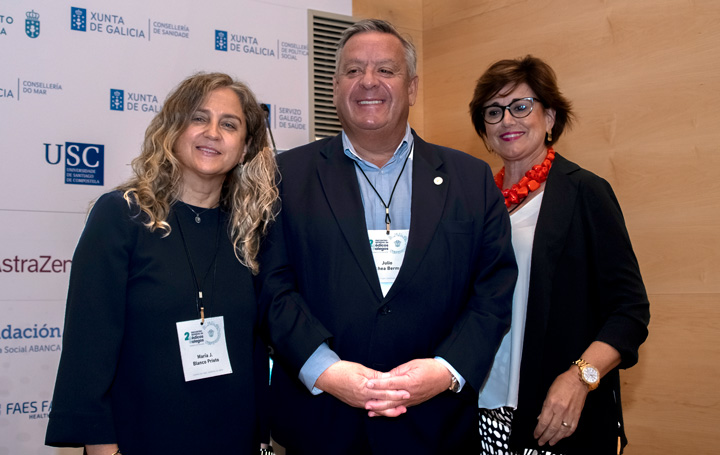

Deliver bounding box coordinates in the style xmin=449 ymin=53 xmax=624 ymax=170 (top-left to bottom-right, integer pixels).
xmin=314 ymin=358 xmax=453 ymax=418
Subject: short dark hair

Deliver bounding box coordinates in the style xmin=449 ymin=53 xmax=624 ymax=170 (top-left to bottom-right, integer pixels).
xmin=335 ymin=19 xmax=417 ymax=78
xmin=469 ymin=55 xmax=574 ymax=146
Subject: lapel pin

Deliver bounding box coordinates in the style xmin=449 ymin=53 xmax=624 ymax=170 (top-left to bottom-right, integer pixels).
xmin=434 ymin=177 xmax=443 ymax=185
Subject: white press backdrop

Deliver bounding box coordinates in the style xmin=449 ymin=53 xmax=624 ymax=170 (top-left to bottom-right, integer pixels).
xmin=0 ymin=1 xmax=351 ymax=453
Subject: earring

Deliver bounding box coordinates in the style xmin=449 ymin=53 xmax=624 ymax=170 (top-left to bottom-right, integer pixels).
xmin=546 ymin=130 xmax=553 ymax=142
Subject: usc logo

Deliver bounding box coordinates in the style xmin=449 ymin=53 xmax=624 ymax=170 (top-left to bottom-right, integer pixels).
xmin=44 ymin=142 xmax=104 ymax=186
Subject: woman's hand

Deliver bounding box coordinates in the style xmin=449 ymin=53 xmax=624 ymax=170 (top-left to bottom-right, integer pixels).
xmin=85 ymin=444 xmax=120 ymax=455
xmin=533 ymin=368 xmax=589 ymax=446
xmin=533 ymin=341 xmax=622 ymax=447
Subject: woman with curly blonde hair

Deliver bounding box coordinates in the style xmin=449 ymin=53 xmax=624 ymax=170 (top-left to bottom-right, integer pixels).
xmin=46 ymin=72 xmax=278 ymax=454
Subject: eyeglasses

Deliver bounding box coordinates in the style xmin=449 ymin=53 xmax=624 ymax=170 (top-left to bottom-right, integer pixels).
xmin=481 ymin=97 xmax=540 ymax=124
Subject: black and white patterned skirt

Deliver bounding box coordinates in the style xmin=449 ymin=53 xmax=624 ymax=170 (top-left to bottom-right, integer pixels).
xmin=479 ymin=407 xmax=563 ymax=455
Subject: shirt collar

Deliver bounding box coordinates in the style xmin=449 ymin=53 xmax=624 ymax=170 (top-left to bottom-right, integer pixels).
xmin=342 ymin=124 xmax=414 ymax=169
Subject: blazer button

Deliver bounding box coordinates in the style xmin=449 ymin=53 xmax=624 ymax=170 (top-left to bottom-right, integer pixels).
xmin=380 ymin=305 xmax=392 ymax=315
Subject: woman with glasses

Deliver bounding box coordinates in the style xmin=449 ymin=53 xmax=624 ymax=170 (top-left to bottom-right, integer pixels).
xmin=469 ymin=56 xmax=650 ymax=455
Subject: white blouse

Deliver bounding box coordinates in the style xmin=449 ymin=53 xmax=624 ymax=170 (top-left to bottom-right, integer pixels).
xmin=478 ymin=192 xmax=544 ymax=410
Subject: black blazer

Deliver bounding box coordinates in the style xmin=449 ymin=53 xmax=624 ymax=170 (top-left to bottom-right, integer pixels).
xmin=259 ymin=132 xmax=517 ymax=454
xmin=510 ymin=154 xmax=650 ymax=454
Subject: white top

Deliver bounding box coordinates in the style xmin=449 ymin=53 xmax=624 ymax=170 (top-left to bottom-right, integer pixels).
xmin=477 ymin=192 xmax=543 ymax=409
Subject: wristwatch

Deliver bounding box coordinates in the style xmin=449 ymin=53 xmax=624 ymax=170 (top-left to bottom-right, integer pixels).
xmin=573 ymin=359 xmax=600 ymax=391
xmin=449 ymin=374 xmax=460 ymax=393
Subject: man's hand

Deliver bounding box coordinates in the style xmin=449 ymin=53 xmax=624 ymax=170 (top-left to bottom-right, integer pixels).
xmin=365 ymin=359 xmax=452 ymax=417
xmin=315 ymin=360 xmax=410 ymax=411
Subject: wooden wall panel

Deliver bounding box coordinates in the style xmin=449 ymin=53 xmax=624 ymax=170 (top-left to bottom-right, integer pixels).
xmin=621 ymin=294 xmax=720 ymax=454
xmin=351 ymin=0 xmax=720 ymax=453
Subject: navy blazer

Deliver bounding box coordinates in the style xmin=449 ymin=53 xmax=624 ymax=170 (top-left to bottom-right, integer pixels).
xmin=259 ymin=132 xmax=517 ymax=454
xmin=510 ymin=153 xmax=650 ymax=454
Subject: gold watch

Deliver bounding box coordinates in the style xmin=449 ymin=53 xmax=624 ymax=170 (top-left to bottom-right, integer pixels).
xmin=573 ymin=359 xmax=599 ymax=391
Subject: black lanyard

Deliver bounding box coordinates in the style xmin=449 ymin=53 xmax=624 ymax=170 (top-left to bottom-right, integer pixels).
xmin=174 ymin=207 xmax=221 ymax=324
xmin=354 ymin=149 xmax=411 ymax=235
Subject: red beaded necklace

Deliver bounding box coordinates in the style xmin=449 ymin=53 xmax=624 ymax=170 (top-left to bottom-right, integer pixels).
xmin=494 ymin=147 xmax=555 ymax=208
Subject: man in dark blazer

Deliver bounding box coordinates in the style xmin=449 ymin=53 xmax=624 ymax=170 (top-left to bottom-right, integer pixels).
xmin=259 ymin=19 xmax=517 ymax=454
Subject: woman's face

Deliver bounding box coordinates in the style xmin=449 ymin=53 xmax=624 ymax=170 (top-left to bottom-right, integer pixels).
xmin=483 ymin=82 xmax=555 ymax=166
xmin=173 ymin=87 xmax=248 ymax=188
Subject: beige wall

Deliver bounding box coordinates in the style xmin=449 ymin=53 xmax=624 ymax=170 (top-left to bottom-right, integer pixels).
xmin=354 ymin=1 xmax=720 ymax=453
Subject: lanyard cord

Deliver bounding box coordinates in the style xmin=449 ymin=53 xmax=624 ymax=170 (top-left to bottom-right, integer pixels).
xmin=174 ymin=207 xmax=221 ymax=324
xmin=354 ymin=148 xmax=411 ymax=235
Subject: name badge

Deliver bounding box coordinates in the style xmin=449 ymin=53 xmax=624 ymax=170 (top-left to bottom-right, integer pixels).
xmin=369 ymin=229 xmax=409 ymax=296
xmin=176 ymin=316 xmax=233 ymax=382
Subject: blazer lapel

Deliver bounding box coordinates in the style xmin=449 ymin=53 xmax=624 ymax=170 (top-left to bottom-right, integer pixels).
xmin=384 ymin=133 xmax=448 ymax=303
xmin=316 ymin=137 xmax=384 ymax=300
xmin=526 ymin=153 xmax=580 ymax=336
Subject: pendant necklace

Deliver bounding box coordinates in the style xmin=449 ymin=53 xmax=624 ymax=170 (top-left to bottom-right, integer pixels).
xmin=183 ymin=202 xmax=217 ymax=224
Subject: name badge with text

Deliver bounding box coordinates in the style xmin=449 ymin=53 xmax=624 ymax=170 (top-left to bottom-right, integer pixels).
xmin=176 ymin=316 xmax=232 ymax=382
xmin=369 ymin=229 xmax=409 ymax=296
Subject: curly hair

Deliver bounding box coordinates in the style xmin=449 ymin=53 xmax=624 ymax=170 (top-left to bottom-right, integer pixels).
xmin=469 ymin=55 xmax=574 ymax=147
xmin=116 ymin=72 xmax=278 ymax=274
